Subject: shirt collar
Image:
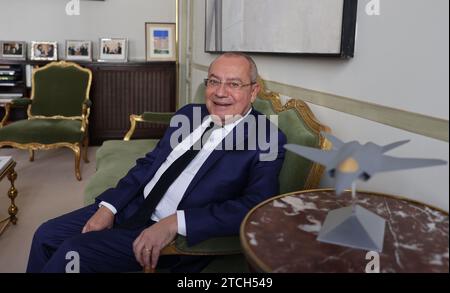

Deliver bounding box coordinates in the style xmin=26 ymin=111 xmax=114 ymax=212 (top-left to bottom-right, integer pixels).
xmin=203 ymin=107 xmax=252 ymax=130
xmin=222 ymin=107 xmax=252 ymax=132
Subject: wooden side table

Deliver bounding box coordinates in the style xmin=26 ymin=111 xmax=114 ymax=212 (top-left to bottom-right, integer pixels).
xmin=0 ymin=159 xmax=18 ymax=236
xmin=240 ymin=189 xmax=449 ymax=273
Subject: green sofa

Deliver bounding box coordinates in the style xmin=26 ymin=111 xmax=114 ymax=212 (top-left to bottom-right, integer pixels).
xmin=84 ymin=83 xmax=330 ymax=272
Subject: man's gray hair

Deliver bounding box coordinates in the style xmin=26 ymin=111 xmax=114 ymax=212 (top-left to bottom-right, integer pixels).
xmin=209 ymin=52 xmax=258 ymax=83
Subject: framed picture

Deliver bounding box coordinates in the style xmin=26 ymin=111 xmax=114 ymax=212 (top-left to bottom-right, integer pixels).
xmin=0 ymin=41 xmax=27 ymax=60
xmin=145 ymin=22 xmax=176 ymax=61
xmin=66 ymin=40 xmax=92 ymax=61
xmin=205 ymin=0 xmax=358 ymax=58
xmin=30 ymin=41 xmax=58 ymax=61
xmin=98 ymin=38 xmax=128 ymax=62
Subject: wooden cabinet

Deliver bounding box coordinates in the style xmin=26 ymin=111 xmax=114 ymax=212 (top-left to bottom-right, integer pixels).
xmin=0 ymin=60 xmax=176 ymax=145
xmin=85 ymin=62 xmax=176 ymax=145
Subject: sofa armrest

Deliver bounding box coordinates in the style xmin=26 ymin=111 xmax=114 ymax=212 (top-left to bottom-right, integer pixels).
xmin=11 ymin=97 xmax=32 ymax=107
xmin=124 ymin=112 xmax=174 ymax=141
xmin=164 ymin=235 xmax=242 ymax=256
xmin=144 ymin=235 xmax=242 ymax=273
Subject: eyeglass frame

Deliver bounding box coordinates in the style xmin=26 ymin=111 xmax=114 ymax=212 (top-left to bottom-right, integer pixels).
xmin=204 ymin=78 xmax=256 ymax=91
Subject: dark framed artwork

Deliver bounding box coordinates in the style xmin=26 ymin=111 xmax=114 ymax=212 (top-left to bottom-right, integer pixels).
xmin=205 ymin=0 xmax=358 ymax=58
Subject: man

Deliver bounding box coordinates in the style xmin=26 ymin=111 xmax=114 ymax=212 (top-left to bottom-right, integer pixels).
xmin=27 ymin=52 xmax=287 ymax=273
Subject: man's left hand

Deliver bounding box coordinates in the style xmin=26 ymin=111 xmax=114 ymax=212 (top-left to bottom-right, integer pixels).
xmin=132 ymin=214 xmax=178 ymax=269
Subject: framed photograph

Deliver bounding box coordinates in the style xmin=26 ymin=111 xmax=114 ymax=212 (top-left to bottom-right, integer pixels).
xmin=30 ymin=41 xmax=58 ymax=61
xmin=66 ymin=40 xmax=92 ymax=61
xmin=145 ymin=22 xmax=176 ymax=61
xmin=0 ymin=41 xmax=27 ymax=60
xmin=98 ymin=38 xmax=128 ymax=62
xmin=205 ymin=0 xmax=358 ymax=58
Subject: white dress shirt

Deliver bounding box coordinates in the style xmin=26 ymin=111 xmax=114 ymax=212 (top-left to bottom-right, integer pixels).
xmin=101 ymin=108 xmax=251 ymax=236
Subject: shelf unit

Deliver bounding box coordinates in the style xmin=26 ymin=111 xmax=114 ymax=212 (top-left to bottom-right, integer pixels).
xmin=0 ymin=62 xmax=28 ymax=122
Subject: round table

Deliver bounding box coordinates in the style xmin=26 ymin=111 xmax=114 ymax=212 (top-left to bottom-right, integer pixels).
xmin=240 ymin=189 xmax=449 ymax=273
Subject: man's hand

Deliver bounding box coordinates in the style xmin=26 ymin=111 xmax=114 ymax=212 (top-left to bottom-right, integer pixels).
xmin=133 ymin=214 xmax=178 ymax=270
xmin=82 ymin=206 xmax=115 ymax=233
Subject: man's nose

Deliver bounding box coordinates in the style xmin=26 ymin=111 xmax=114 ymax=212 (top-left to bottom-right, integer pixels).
xmin=215 ymin=82 xmax=228 ymax=96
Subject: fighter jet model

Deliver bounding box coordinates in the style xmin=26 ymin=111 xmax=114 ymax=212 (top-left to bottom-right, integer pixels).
xmin=284 ymin=133 xmax=447 ymax=252
xmin=284 ymin=132 xmax=447 ymax=195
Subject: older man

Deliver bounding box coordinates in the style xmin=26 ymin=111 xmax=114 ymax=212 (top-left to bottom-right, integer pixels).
xmin=27 ymin=52 xmax=286 ymax=273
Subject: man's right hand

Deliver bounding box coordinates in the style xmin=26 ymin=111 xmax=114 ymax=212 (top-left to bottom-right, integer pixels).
xmin=82 ymin=206 xmax=115 ymax=233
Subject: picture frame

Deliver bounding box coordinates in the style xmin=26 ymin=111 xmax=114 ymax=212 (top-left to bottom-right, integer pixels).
xmin=30 ymin=41 xmax=58 ymax=61
xmin=145 ymin=22 xmax=176 ymax=61
xmin=0 ymin=41 xmax=27 ymax=60
xmin=65 ymin=40 xmax=92 ymax=61
xmin=98 ymin=38 xmax=128 ymax=62
xmin=205 ymin=0 xmax=358 ymax=58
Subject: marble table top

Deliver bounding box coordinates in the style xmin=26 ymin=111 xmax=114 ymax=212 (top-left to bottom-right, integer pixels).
xmin=241 ymin=189 xmax=449 ymax=273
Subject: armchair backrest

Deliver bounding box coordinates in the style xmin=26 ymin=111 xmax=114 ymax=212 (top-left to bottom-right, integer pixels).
xmin=29 ymin=61 xmax=92 ymax=118
xmin=252 ymin=80 xmax=331 ymax=194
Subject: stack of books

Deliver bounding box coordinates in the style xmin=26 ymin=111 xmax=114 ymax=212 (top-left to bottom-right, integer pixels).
xmin=0 ymin=65 xmax=21 ymax=87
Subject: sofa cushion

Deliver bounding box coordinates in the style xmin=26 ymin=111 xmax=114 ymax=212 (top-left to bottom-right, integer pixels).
xmin=84 ymin=139 xmax=159 ymax=204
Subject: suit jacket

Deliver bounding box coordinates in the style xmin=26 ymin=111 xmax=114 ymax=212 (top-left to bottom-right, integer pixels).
xmin=96 ymin=104 xmax=287 ymax=246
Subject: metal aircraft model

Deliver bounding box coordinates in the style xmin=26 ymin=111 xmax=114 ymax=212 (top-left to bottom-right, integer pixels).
xmin=284 ymin=132 xmax=447 ymax=195
xmin=284 ymin=132 xmax=447 ymax=252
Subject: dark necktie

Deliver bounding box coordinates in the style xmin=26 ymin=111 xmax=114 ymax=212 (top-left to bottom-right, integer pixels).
xmin=117 ymin=122 xmax=216 ymax=229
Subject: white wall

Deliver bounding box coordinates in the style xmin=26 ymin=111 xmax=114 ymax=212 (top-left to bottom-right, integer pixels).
xmin=188 ymin=0 xmax=449 ymax=211
xmin=0 ymin=0 xmax=176 ymax=60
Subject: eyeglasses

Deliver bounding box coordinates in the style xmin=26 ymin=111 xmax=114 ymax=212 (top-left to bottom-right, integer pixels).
xmin=204 ymin=78 xmax=255 ymax=90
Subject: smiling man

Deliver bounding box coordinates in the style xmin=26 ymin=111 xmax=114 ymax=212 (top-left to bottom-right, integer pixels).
xmin=27 ymin=52 xmax=287 ymax=273
xmin=205 ymin=53 xmax=259 ymax=123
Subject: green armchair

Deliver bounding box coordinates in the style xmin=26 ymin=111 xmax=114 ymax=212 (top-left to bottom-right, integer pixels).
xmin=0 ymin=61 xmax=92 ymax=180
xmin=84 ymin=79 xmax=330 ymax=272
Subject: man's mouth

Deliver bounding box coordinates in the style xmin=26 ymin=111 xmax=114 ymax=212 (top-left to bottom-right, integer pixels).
xmin=213 ymin=101 xmax=232 ymax=107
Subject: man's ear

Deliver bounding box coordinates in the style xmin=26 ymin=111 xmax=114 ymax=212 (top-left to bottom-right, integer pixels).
xmin=250 ymin=83 xmax=261 ymax=103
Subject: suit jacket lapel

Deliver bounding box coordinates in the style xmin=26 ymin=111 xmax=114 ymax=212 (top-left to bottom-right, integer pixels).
xmin=181 ymin=108 xmax=258 ymax=202
xmin=141 ymin=104 xmax=211 ymax=188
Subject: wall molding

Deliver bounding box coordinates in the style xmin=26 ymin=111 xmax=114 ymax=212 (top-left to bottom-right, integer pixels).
xmin=192 ymin=63 xmax=449 ymax=142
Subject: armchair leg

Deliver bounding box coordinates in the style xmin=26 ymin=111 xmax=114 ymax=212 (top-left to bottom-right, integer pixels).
xmin=82 ymin=135 xmax=89 ymax=163
xmin=29 ymin=149 xmax=35 ymax=162
xmin=72 ymin=145 xmax=82 ymax=181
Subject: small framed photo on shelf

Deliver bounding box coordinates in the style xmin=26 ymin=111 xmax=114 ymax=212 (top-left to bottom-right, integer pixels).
xmin=0 ymin=41 xmax=27 ymax=60
xmin=98 ymin=38 xmax=128 ymax=62
xmin=145 ymin=22 xmax=176 ymax=61
xmin=65 ymin=40 xmax=92 ymax=61
xmin=30 ymin=41 xmax=58 ymax=61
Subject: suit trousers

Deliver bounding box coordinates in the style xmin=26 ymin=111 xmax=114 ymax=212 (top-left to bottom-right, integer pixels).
xmin=26 ymin=204 xmax=212 ymax=273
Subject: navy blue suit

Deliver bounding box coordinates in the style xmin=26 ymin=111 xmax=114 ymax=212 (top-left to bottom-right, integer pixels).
xmin=27 ymin=104 xmax=286 ymax=272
